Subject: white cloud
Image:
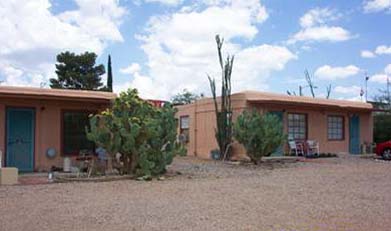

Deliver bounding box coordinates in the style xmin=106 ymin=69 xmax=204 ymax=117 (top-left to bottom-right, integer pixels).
xmin=144 ymin=0 xmax=183 ymax=6
xmin=334 ymin=85 xmax=361 ymax=94
xmin=0 ymin=0 xmax=126 ymax=87
xmin=314 ymin=65 xmax=360 ymax=80
xmin=363 ymin=0 xmax=391 ymax=13
xmin=118 ymin=0 xmax=295 ymax=99
xmin=369 ymin=74 xmax=389 ymax=84
xmin=369 ymin=64 xmax=391 ymax=84
xmin=385 ymin=64 xmax=391 ymax=74
xmin=120 ymin=63 xmax=141 ymax=74
xmin=299 ymin=8 xmax=340 ymax=28
xmin=58 ymin=0 xmax=126 ymax=42
xmin=361 ymin=45 xmax=391 ymax=58
xmin=290 ymin=26 xmax=352 ymax=43
xmin=375 ymin=45 xmax=391 ymax=55
xmin=343 ymin=96 xmax=363 ymax=102
xmin=114 ymin=71 xmax=158 ymax=99
xmin=0 ymin=62 xmax=46 ymax=86
xmin=361 ymin=50 xmax=376 ymax=58
xmin=288 ymin=8 xmax=352 ymax=44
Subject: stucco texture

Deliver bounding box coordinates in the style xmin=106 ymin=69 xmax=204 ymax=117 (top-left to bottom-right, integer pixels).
xmin=176 ymin=91 xmax=373 ymax=159
xmin=0 ymin=87 xmax=113 ymax=171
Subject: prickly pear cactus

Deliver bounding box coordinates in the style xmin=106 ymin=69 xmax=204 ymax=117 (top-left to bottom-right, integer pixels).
xmin=86 ymin=89 xmax=185 ymax=177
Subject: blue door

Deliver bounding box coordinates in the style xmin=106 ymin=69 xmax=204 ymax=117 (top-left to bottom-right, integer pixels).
xmin=349 ymin=115 xmax=360 ymax=154
xmin=6 ymin=108 xmax=35 ymax=172
xmin=269 ymin=111 xmax=284 ymax=156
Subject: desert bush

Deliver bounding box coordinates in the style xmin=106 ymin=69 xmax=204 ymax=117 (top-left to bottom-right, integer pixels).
xmin=233 ymin=110 xmax=286 ymax=164
xmin=374 ymin=113 xmax=391 ymax=143
xmin=86 ymin=89 xmax=185 ymax=177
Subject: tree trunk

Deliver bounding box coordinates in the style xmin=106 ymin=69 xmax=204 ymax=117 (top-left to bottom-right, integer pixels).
xmin=130 ymin=152 xmax=138 ymax=173
xmin=106 ymin=155 xmax=113 ymax=174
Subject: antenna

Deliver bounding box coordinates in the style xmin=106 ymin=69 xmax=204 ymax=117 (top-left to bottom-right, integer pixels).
xmin=365 ymin=71 xmax=369 ymax=102
xmin=40 ymin=82 xmax=47 ymax=88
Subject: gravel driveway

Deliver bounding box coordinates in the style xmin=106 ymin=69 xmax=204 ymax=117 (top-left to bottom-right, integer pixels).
xmin=1 ymin=155 xmax=390 ymax=231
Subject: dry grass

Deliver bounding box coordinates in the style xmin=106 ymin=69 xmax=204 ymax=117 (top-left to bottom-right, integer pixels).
xmin=1 ymin=155 xmax=390 ymax=231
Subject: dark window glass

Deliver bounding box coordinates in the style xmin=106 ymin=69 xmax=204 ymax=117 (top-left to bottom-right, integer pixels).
xmin=288 ymin=113 xmax=307 ymax=140
xmin=328 ymin=116 xmax=344 ymax=140
xmin=63 ymin=111 xmax=94 ymax=155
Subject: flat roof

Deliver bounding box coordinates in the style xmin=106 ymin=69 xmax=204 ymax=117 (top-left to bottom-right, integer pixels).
xmin=190 ymin=90 xmax=373 ymax=111
xmin=240 ymin=91 xmax=373 ymax=110
xmin=0 ymin=86 xmax=116 ymax=102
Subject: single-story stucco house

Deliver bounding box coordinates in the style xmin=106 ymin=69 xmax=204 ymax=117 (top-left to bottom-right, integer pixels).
xmin=0 ymin=86 xmax=116 ymax=172
xmin=175 ymin=91 xmax=373 ymax=159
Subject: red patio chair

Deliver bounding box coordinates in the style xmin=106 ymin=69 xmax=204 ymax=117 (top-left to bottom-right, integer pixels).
xmin=288 ymin=140 xmax=304 ymax=156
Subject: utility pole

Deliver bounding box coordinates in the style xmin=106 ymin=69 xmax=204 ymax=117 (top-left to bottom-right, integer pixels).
xmin=365 ymin=72 xmax=369 ymax=102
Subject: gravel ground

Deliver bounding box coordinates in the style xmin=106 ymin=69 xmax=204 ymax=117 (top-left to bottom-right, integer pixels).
xmin=1 ymin=155 xmax=391 ymax=231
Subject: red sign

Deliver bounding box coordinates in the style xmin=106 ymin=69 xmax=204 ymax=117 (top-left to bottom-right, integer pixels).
xmin=146 ymin=99 xmax=166 ymax=108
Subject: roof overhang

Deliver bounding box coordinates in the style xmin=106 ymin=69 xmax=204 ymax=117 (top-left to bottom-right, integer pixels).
xmin=0 ymin=86 xmax=116 ymax=103
xmin=248 ymin=99 xmax=373 ymax=112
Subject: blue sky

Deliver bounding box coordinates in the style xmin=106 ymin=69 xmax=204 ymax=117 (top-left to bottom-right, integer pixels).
xmin=0 ymin=0 xmax=390 ymax=101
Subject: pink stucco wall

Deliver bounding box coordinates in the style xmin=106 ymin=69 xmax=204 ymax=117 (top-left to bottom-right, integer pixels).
xmin=176 ymin=99 xmax=373 ymax=159
xmin=0 ymin=97 xmax=110 ymax=171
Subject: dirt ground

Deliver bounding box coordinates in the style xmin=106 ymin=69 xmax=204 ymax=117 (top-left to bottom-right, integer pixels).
xmin=1 ymin=155 xmax=391 ymax=231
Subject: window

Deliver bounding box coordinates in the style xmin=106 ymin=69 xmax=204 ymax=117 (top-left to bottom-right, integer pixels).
xmin=288 ymin=113 xmax=307 ymax=140
xmin=180 ymin=116 xmax=189 ymax=130
xmin=62 ymin=111 xmax=95 ymax=155
xmin=179 ymin=116 xmax=190 ymax=143
xmin=328 ymin=116 xmax=344 ymax=140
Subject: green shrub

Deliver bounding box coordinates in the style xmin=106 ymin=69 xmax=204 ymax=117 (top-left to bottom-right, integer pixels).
xmin=233 ymin=110 xmax=286 ymax=164
xmin=86 ymin=89 xmax=185 ymax=177
xmin=374 ymin=113 xmax=391 ymax=143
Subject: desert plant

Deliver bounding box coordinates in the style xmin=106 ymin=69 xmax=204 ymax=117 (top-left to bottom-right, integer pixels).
xmin=233 ymin=110 xmax=286 ymax=164
xmin=86 ymin=89 xmax=184 ymax=177
xmin=207 ymin=35 xmax=233 ymax=160
xmin=374 ymin=113 xmax=391 ymax=143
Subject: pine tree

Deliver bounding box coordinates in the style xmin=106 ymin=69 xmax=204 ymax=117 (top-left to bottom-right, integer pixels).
xmin=50 ymin=51 xmax=105 ymax=90
xmin=107 ymin=55 xmax=113 ymax=92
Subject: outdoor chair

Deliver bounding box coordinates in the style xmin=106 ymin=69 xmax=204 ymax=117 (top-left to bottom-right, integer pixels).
xmin=306 ymin=140 xmax=320 ymax=156
xmin=288 ymin=141 xmax=304 ymax=156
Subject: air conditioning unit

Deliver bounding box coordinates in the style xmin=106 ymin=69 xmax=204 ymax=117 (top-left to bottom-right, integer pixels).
xmin=178 ymin=133 xmax=188 ymax=143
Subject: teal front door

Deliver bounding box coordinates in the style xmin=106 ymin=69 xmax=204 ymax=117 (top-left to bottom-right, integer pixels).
xmin=6 ymin=108 xmax=35 ymax=172
xmin=269 ymin=111 xmax=284 ymax=156
xmin=349 ymin=115 xmax=360 ymax=154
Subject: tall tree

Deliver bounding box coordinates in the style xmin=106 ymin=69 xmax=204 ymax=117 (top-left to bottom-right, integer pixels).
xmin=50 ymin=51 xmax=105 ymax=90
xmin=107 ymin=55 xmax=113 ymax=92
xmin=171 ymin=89 xmax=200 ymax=105
xmin=373 ymin=84 xmax=391 ymax=112
xmin=207 ymin=35 xmax=233 ymax=160
xmin=373 ymin=84 xmax=391 ymax=144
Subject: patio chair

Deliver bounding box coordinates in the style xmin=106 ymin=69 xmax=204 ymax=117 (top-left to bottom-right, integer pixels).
xmin=306 ymin=140 xmax=320 ymax=156
xmin=288 ymin=141 xmax=304 ymax=156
